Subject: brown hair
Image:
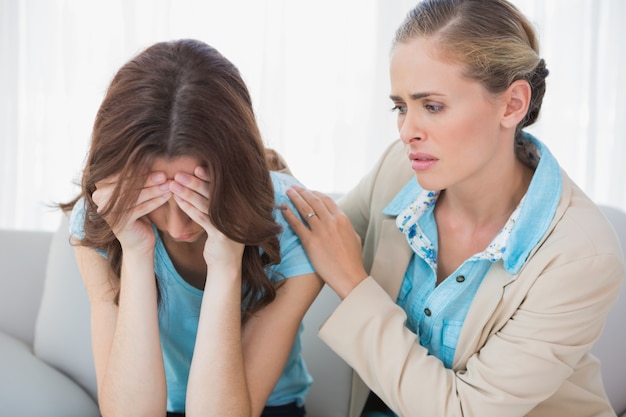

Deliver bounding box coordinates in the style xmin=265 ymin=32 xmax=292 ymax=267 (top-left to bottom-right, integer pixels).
xmin=394 ymin=0 xmax=549 ymax=134
xmin=62 ymin=39 xmax=283 ymax=317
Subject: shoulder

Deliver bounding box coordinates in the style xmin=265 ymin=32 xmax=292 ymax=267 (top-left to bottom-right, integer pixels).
xmin=530 ymin=174 xmax=624 ymax=284
xmin=267 ymin=172 xmax=316 ymax=278
xmin=554 ymin=175 xmax=622 ymax=258
xmin=67 ymin=197 xmax=109 ymax=259
xmin=269 ymin=171 xmax=302 ymax=228
xmin=68 ymin=197 xmax=87 ymax=240
xmin=270 ymin=170 xmax=303 ymax=206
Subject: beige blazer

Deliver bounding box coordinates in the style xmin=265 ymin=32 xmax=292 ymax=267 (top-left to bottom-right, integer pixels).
xmin=319 ymin=139 xmax=624 ymax=417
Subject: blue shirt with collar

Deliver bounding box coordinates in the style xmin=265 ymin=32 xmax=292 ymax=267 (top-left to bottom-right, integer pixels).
xmin=382 ymin=132 xmax=562 ymax=369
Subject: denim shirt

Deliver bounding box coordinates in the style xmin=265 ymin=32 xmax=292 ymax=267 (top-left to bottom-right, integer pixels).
xmin=383 ymin=132 xmax=562 ymax=368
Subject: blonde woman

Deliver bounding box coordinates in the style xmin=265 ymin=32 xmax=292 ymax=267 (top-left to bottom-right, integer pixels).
xmin=285 ymin=1 xmax=624 ymax=416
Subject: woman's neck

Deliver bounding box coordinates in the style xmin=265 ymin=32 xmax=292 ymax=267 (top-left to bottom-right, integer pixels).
xmin=160 ymin=232 xmax=208 ymax=289
xmin=437 ymin=157 xmax=534 ymax=229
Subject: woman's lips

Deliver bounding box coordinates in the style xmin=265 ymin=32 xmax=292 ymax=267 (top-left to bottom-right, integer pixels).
xmin=172 ymin=230 xmax=204 ymax=242
xmin=409 ymin=152 xmax=438 ymax=171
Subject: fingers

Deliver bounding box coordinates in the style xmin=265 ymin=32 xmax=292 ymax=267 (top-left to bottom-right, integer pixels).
xmin=281 ymin=202 xmax=313 ymax=242
xmin=170 ymin=168 xmax=211 ymax=226
xmin=285 ymin=186 xmax=317 ymax=222
xmin=286 ymin=185 xmax=337 ymax=222
xmin=284 ymin=185 xmax=340 ymax=243
xmin=92 ymin=174 xmax=121 ymax=211
xmin=94 ymin=172 xmax=172 ymax=222
xmin=93 ymin=167 xmax=212 ymax=228
xmin=127 ymin=173 xmax=172 ymax=220
xmin=194 ymin=165 xmax=209 ymax=181
xmin=133 ymin=181 xmax=171 ymax=219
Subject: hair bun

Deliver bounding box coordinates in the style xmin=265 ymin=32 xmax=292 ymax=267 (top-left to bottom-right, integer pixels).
xmin=521 ymin=58 xmax=549 ymax=130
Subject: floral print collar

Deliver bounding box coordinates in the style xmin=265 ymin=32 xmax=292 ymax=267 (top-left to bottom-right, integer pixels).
xmin=395 ymin=190 xmax=525 ymax=270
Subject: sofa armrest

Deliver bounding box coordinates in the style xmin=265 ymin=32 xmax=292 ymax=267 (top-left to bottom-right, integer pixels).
xmin=0 ymin=228 xmax=53 ymax=346
xmin=0 ymin=330 xmax=99 ymax=416
xmin=33 ymin=214 xmax=98 ymax=401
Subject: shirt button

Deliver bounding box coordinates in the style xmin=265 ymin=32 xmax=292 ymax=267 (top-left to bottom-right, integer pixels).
xmin=456 ymin=275 xmax=465 ymax=283
xmin=424 ymin=308 xmax=431 ymax=316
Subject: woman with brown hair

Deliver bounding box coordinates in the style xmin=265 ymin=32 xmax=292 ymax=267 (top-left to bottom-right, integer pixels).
xmin=64 ymin=39 xmax=322 ymax=417
xmin=284 ymin=0 xmax=624 ymax=416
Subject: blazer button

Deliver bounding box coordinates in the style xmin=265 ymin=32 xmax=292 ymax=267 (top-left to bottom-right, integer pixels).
xmin=424 ymin=308 xmax=432 ymax=316
xmin=456 ymin=275 xmax=465 ymax=283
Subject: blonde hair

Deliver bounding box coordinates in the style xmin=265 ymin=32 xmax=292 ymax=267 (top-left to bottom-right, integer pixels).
xmin=394 ymin=0 xmax=549 ymax=133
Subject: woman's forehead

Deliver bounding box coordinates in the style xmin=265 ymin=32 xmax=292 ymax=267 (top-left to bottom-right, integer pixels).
xmin=390 ymin=38 xmax=470 ymax=97
xmin=149 ymin=155 xmax=203 ymax=178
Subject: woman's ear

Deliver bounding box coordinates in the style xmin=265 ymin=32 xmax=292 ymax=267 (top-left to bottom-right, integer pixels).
xmin=501 ymin=79 xmax=531 ymax=129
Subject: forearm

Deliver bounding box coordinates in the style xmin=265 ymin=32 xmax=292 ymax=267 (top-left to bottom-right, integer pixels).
xmin=99 ymin=250 xmax=166 ymax=417
xmin=319 ymin=278 xmax=461 ymax=416
xmin=186 ymin=269 xmax=251 ymax=417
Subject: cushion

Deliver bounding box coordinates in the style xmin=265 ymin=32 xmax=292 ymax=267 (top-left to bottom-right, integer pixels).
xmin=33 ymin=214 xmax=98 ymax=400
xmin=592 ymin=206 xmax=626 ymax=415
xmin=0 ymin=228 xmax=52 ymax=346
xmin=0 ymin=331 xmax=99 ymax=417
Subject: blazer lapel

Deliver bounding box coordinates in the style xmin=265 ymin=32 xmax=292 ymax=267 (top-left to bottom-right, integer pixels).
xmin=369 ymin=218 xmax=413 ymax=301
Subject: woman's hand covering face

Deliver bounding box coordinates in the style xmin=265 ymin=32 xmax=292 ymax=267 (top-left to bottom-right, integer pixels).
xmin=170 ymin=166 xmax=245 ymax=276
xmin=92 ymin=172 xmax=172 ymax=252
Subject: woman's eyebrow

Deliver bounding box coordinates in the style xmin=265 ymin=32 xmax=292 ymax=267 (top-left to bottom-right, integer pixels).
xmin=389 ymin=92 xmax=441 ymax=101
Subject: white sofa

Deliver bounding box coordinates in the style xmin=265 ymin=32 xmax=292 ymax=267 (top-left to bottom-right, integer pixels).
xmin=1 ymin=206 xmax=625 ymax=417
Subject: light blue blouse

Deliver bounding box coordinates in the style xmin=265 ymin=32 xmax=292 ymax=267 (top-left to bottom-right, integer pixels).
xmin=383 ymin=132 xmax=562 ymax=369
xmin=70 ymin=171 xmax=315 ymax=412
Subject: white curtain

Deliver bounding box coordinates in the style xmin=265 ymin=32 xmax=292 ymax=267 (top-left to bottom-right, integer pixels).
xmin=1 ymin=0 xmax=625 ymax=231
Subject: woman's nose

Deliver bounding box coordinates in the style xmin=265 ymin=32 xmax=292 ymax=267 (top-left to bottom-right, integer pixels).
xmin=399 ymin=111 xmax=424 ymax=144
xmin=166 ymin=200 xmax=192 ymax=238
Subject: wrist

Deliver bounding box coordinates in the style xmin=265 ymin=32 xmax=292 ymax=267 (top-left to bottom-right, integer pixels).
xmin=333 ymin=272 xmax=368 ymax=300
xmin=121 ymin=244 xmax=155 ymax=260
xmin=204 ymin=266 xmax=242 ymax=288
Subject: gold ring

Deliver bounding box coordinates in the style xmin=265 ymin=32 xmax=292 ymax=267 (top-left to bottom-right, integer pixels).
xmin=305 ymin=212 xmax=316 ymax=220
